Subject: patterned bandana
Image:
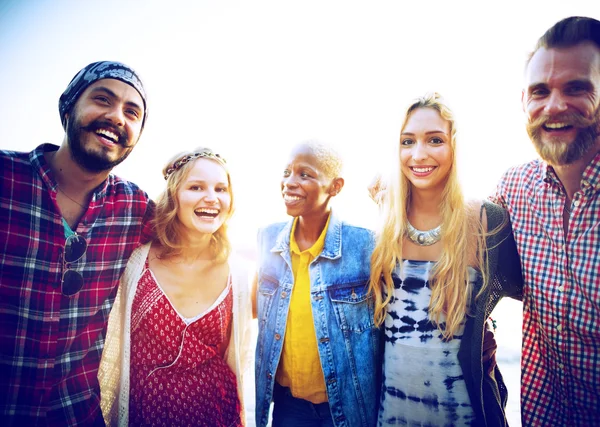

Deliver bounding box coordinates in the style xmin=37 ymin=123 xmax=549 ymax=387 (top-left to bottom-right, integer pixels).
xmin=58 ymin=61 xmax=147 ymax=130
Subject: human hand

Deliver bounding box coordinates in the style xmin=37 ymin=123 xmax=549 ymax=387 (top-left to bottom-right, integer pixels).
xmin=368 ymin=173 xmax=386 ymax=204
xmin=482 ymin=317 xmax=497 ymax=375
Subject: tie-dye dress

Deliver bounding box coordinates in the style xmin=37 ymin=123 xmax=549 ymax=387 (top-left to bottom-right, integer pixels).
xmin=378 ymin=259 xmax=480 ymax=427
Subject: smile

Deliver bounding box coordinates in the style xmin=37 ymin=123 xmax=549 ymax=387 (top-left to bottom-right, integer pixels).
xmin=283 ymin=195 xmax=303 ymax=202
xmin=194 ymin=208 xmax=219 ymax=218
xmin=543 ymin=122 xmax=573 ymax=131
xmin=95 ymin=128 xmax=119 ymax=144
xmin=410 ymin=166 xmax=435 ymax=173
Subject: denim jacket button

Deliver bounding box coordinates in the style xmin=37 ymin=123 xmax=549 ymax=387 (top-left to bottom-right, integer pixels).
xmin=319 ymin=337 xmax=330 ymax=343
xmin=281 ymin=291 xmax=288 ymax=298
xmin=275 ymin=333 xmax=281 ymax=340
xmin=267 ymin=372 xmax=273 ymax=379
xmin=313 ymin=295 xmax=323 ymax=301
xmin=327 ymin=378 xmax=337 ymax=384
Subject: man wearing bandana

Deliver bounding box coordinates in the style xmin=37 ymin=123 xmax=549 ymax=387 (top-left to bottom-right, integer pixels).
xmin=0 ymin=61 xmax=154 ymax=426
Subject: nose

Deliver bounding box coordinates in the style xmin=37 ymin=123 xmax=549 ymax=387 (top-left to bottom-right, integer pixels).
xmin=544 ymin=90 xmax=567 ymax=116
xmin=104 ymin=106 xmax=125 ymax=127
xmin=412 ymin=141 xmax=428 ymax=161
xmin=282 ymin=174 xmax=299 ymax=189
xmin=204 ymin=189 xmax=218 ymax=203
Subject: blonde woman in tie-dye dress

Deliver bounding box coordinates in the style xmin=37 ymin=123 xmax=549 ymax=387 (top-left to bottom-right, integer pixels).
xmin=369 ymin=93 xmax=523 ymax=427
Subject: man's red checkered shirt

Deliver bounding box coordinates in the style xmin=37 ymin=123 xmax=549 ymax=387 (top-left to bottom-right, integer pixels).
xmin=493 ymin=152 xmax=600 ymax=426
xmin=0 ymin=144 xmax=154 ymax=426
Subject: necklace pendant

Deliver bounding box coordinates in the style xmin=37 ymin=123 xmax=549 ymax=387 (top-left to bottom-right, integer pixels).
xmin=406 ymin=220 xmax=442 ymax=247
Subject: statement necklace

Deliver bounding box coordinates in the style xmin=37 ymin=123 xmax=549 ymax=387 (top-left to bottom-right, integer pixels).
xmin=406 ymin=220 xmax=442 ymax=246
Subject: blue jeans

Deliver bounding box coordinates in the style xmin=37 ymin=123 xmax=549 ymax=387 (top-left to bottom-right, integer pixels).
xmin=272 ymin=383 xmax=335 ymax=427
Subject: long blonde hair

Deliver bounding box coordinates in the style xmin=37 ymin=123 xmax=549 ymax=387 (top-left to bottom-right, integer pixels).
xmin=369 ymin=93 xmax=487 ymax=339
xmin=152 ymin=147 xmax=234 ymax=263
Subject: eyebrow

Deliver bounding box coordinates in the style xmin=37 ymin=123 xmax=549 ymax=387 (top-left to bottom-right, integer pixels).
xmin=528 ymin=79 xmax=593 ymax=92
xmin=297 ymin=165 xmax=319 ymax=174
xmin=401 ymin=130 xmax=447 ymax=136
xmin=90 ymin=86 xmax=143 ymax=113
xmin=527 ymin=82 xmax=548 ymax=92
xmin=187 ymin=179 xmax=228 ymax=185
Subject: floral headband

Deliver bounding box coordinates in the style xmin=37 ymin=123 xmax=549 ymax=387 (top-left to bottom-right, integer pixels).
xmin=163 ymin=150 xmax=227 ymax=180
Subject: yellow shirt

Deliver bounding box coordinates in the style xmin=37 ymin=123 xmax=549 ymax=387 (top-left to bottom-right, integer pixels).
xmin=276 ymin=215 xmax=331 ymax=403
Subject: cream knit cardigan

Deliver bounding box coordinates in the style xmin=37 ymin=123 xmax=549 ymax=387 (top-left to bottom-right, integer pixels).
xmin=98 ymin=243 xmax=253 ymax=426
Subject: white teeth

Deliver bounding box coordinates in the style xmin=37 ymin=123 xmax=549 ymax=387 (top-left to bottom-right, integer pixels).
xmin=412 ymin=167 xmax=434 ymax=173
xmin=545 ymin=122 xmax=568 ymax=129
xmin=284 ymin=195 xmax=302 ymax=202
xmin=96 ymin=129 xmax=119 ymax=142
xmin=194 ymin=208 xmax=219 ymax=214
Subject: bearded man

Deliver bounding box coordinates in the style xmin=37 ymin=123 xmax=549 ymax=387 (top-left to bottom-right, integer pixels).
xmin=0 ymin=61 xmax=154 ymax=426
xmin=493 ymin=16 xmax=600 ymax=426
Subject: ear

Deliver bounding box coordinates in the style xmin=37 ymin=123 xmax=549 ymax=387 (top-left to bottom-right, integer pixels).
xmin=521 ymin=89 xmax=526 ymax=113
xmin=329 ymin=177 xmax=345 ymax=196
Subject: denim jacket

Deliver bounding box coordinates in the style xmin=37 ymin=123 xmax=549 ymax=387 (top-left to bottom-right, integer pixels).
xmin=255 ymin=211 xmax=382 ymax=427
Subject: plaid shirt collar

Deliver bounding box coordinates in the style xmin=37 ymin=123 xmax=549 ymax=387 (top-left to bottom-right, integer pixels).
xmin=30 ymin=143 xmax=112 ymax=200
xmin=542 ymin=151 xmax=600 ymax=193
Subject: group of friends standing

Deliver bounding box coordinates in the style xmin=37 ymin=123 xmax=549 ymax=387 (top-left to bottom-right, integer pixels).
xmin=0 ymin=15 xmax=598 ymax=427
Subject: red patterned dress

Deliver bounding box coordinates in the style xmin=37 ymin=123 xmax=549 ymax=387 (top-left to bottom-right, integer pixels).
xmin=129 ymin=263 xmax=242 ymax=427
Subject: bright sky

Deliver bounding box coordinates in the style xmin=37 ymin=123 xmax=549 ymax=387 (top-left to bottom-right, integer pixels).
xmin=0 ymin=0 xmax=598 ymax=251
xmin=2 ymin=3 xmax=598 ymax=425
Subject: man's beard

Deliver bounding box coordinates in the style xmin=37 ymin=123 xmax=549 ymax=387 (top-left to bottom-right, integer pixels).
xmin=66 ymin=115 xmax=135 ymax=173
xmin=526 ymin=109 xmax=600 ymax=166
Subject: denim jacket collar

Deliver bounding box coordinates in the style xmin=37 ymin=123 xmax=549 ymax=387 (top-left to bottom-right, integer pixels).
xmin=270 ymin=210 xmax=343 ymax=260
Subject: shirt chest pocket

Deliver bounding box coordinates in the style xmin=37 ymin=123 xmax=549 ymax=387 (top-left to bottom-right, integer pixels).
xmin=257 ymin=274 xmax=280 ymax=321
xmin=329 ymin=283 xmax=375 ymax=333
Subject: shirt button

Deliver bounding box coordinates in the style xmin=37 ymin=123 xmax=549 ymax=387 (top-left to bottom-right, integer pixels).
xmin=573 ymin=200 xmax=580 ymax=207
xmin=556 ymin=324 xmax=562 ymax=332
xmin=558 ymin=363 xmax=564 ymax=369
xmin=558 ymin=286 xmax=564 ymax=292
xmin=280 ymin=291 xmax=287 ymax=298
xmin=274 ymin=333 xmax=281 ymax=340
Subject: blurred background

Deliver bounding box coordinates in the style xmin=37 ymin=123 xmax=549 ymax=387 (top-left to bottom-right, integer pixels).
xmin=2 ymin=1 xmax=597 ymax=425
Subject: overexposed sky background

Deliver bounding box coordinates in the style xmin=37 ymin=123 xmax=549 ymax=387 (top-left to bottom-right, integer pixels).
xmin=0 ymin=0 xmax=597 ymax=248
xmin=1 ymin=2 xmax=598 ymax=425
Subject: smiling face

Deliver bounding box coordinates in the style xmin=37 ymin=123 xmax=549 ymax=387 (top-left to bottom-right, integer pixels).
xmin=176 ymin=158 xmax=232 ymax=236
xmin=65 ymin=79 xmax=145 ymax=172
xmin=281 ymin=144 xmax=340 ymax=221
xmin=400 ymin=107 xmax=453 ymax=194
xmin=523 ymin=42 xmax=600 ymax=165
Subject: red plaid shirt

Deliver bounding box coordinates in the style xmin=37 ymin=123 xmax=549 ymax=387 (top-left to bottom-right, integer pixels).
xmin=0 ymin=144 xmax=154 ymax=426
xmin=493 ymin=152 xmax=600 ymax=426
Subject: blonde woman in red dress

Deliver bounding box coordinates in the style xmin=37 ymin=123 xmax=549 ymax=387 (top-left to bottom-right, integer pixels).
xmin=99 ymin=148 xmax=253 ymax=427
